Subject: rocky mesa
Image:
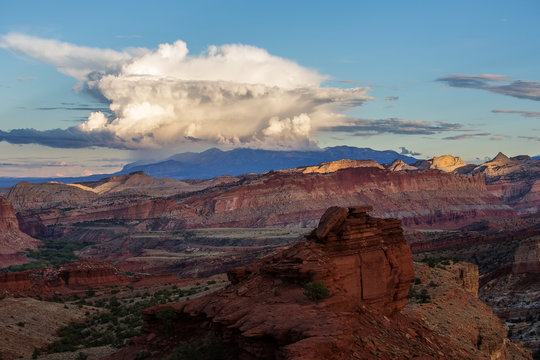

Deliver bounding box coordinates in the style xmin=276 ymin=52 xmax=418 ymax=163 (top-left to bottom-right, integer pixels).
xmin=108 ymin=207 xmax=529 ymax=359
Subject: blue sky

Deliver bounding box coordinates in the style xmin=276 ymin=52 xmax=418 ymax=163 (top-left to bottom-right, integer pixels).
xmin=1 ymin=0 xmax=539 ymax=177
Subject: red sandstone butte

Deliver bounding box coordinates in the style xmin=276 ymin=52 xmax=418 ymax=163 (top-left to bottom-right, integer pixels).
xmin=107 ymin=207 xmax=483 ymax=359
xmin=0 ymin=258 xmax=131 ymax=297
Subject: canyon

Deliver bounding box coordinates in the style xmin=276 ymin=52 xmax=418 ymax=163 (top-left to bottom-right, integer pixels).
xmin=8 ymin=156 xmax=529 ymax=241
xmin=0 ymin=152 xmax=539 ymax=357
xmin=108 ymin=207 xmax=530 ymax=359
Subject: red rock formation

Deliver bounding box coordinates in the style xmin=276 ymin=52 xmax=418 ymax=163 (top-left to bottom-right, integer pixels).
xmin=386 ymin=158 xmax=417 ymax=171
xmin=406 ymin=262 xmax=531 ymax=359
xmin=467 ymin=154 xmax=540 ymax=215
xmin=7 ymin=181 xmax=97 ymax=210
xmin=0 ymin=196 xmax=40 ymax=267
xmin=281 ymin=159 xmax=384 ymax=174
xmin=112 ymin=208 xmax=458 ymax=359
xmin=11 ymin=162 xmax=518 ymax=239
xmin=104 ymin=207 xmax=530 ymax=359
xmin=173 ymin=167 xmax=513 ymax=230
xmin=513 ymin=238 xmax=540 ymax=274
xmin=0 ymin=258 xmax=130 ymax=297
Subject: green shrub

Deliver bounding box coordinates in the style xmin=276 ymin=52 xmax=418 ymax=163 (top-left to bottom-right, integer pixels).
xmin=303 ymin=281 xmax=330 ymax=303
xmin=136 ymin=349 xmax=151 ymax=359
xmin=418 ymin=289 xmax=431 ymax=303
xmin=155 ymin=306 xmax=178 ymax=336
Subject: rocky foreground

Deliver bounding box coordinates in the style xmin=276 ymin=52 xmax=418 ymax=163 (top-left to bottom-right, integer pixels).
xmin=107 ymin=207 xmax=530 ymax=359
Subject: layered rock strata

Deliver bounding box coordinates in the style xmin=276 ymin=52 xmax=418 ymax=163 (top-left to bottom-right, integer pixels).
xmin=11 ymin=162 xmax=517 ymax=237
xmin=0 ymin=196 xmax=40 ymax=267
xmin=107 ymin=207 xmax=496 ymax=359
xmin=0 ymin=258 xmax=130 ymax=297
xmin=513 ymin=238 xmax=540 ymax=274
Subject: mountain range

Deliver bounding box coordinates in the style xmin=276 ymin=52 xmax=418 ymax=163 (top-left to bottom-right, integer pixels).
xmin=0 ymin=146 xmax=418 ymax=188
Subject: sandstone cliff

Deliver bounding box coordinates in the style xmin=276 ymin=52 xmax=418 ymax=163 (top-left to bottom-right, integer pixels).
xmin=0 ymin=196 xmax=40 ymax=267
xmin=281 ymin=159 xmax=384 ymax=174
xmin=386 ymin=158 xmax=417 ymax=172
xmin=7 ymin=181 xmax=97 ymax=210
xmin=9 ymin=159 xmax=521 ymax=237
xmin=405 ymin=261 xmax=531 ymax=359
xmin=481 ymin=237 xmax=540 ymax=352
xmin=513 ymin=238 xmax=540 ymax=274
xmin=469 ymin=153 xmax=540 ymax=215
xmin=172 ymin=167 xmax=512 ymax=230
xmin=413 ymin=154 xmax=469 ymax=172
xmin=0 ymin=258 xmax=131 ymax=297
xmin=105 ymin=207 xmax=525 ymax=360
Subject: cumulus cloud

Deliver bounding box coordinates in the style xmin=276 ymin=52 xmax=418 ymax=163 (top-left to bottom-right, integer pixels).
xmin=492 ymin=109 xmax=540 ymax=118
xmin=399 ymin=147 xmax=421 ymax=156
xmin=0 ymin=33 xmax=373 ymax=150
xmin=320 ymin=118 xmax=462 ymax=136
xmin=437 ymin=74 xmax=540 ymax=101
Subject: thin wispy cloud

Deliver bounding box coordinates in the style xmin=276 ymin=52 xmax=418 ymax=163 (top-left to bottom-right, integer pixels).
xmin=492 ymin=109 xmax=540 ymax=118
xmin=320 ymin=118 xmax=462 ymax=136
xmin=17 ymin=76 xmax=37 ymax=82
xmin=442 ymin=132 xmax=491 ymax=140
xmin=518 ymin=135 xmax=540 ymax=141
xmin=0 ymin=160 xmax=71 ymax=168
xmin=384 ymin=96 xmax=399 ymax=101
xmin=437 ymin=74 xmax=540 ymax=101
xmin=34 ymin=103 xmax=112 ymax=113
xmin=0 ymin=33 xmax=373 ymax=150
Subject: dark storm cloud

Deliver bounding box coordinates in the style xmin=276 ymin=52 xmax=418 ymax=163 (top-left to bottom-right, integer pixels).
xmin=0 ymin=127 xmax=128 ymax=149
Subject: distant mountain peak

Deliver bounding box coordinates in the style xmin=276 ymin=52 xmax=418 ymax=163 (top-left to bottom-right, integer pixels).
xmin=492 ymin=152 xmax=509 ymax=162
xmin=118 ymin=146 xmax=420 ymax=180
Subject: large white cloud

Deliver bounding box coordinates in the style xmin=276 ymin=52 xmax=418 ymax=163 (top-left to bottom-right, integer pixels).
xmin=1 ymin=33 xmax=372 ymax=149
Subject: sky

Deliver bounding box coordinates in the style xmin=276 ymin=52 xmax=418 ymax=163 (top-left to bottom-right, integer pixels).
xmin=1 ymin=0 xmax=539 ymax=177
